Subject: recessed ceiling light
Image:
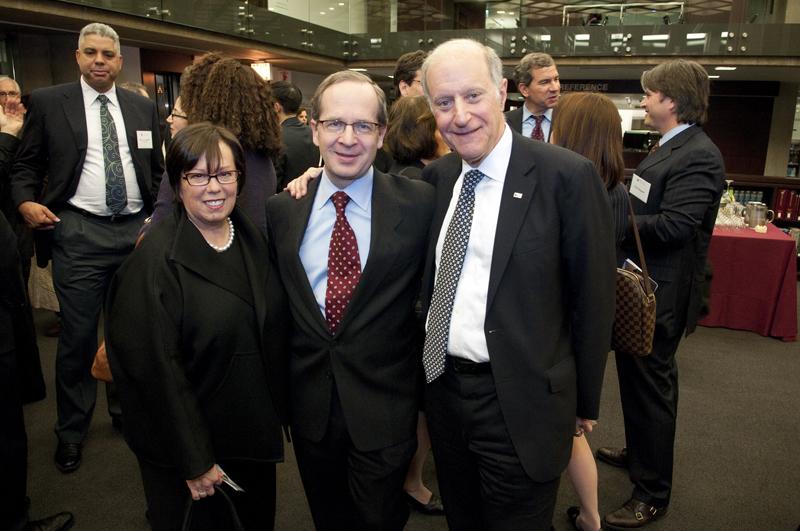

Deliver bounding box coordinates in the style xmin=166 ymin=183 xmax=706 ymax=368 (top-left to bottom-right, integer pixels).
xmin=708 ymin=75 xmax=720 ymax=79
xmin=686 ymin=33 xmax=706 ymax=40
xmin=575 ymin=34 xmax=590 ymax=41
xmin=497 ymin=10 xmax=505 ymax=14
xmin=540 ymin=35 xmax=551 ymax=42
xmin=715 ymin=66 xmax=737 ymax=71
xmin=642 ymin=34 xmax=669 ymax=41
xmin=349 ymin=68 xmax=368 ymax=72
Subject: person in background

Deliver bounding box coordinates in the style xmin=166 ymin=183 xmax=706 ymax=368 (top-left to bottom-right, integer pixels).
xmin=272 ymin=81 xmax=320 ymax=192
xmin=393 ymin=50 xmax=427 ymax=98
xmin=106 ymin=123 xmax=289 ymax=531
xmin=10 ymin=23 xmax=164 ymax=473
xmin=505 ymin=52 xmax=560 ymax=142
xmin=118 ymin=82 xmax=149 ymax=98
xmin=150 ymin=57 xmax=281 ymax=235
xmin=297 ymin=106 xmax=308 ymax=125
xmin=385 ymin=95 xmax=450 ymax=180
xmin=549 ymin=91 xmax=630 ymax=531
xmin=597 ymin=59 xmax=724 ymax=530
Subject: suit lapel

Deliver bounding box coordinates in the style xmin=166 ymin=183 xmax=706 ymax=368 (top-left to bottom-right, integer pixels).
xmin=486 ymin=135 xmax=537 ymax=310
xmin=636 ymin=125 xmax=700 ymax=174
xmin=335 ymin=171 xmax=402 ymax=334
xmin=61 ymin=83 xmax=88 ymax=155
xmin=287 ymin=178 xmax=331 ymax=335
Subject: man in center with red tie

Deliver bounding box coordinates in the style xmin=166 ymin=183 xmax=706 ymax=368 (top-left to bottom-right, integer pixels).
xmin=504 ymin=52 xmax=561 ymax=142
xmin=265 ymin=70 xmax=435 ymax=530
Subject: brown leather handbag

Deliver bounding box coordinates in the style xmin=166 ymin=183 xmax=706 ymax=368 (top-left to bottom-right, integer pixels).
xmin=91 ymin=341 xmax=113 ymax=383
xmin=612 ymin=194 xmax=656 ymax=356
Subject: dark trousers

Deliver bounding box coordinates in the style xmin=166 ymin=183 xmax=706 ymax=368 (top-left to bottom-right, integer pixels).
xmin=615 ymin=328 xmax=683 ymax=506
xmin=0 ymin=347 xmax=27 ymax=531
xmin=51 ymin=208 xmax=144 ymax=443
xmin=425 ymin=360 xmax=560 ymax=531
xmin=138 ymin=458 xmax=276 ymax=531
xmin=293 ymin=389 xmax=416 ymax=531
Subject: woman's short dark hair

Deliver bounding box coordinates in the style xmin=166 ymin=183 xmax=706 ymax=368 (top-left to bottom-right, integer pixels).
xmin=384 ymin=95 xmax=438 ymax=164
xmin=166 ymin=122 xmax=247 ymax=198
xmin=551 ymin=92 xmax=624 ymax=190
xmin=640 ymin=59 xmax=709 ymax=125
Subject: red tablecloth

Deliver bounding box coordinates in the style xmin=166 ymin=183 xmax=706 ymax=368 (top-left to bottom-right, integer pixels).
xmin=699 ymin=224 xmax=797 ymax=341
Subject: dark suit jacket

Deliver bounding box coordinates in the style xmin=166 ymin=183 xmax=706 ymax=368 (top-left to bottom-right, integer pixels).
xmin=276 ymin=117 xmax=320 ymax=192
xmin=421 ymin=134 xmax=616 ymax=482
xmin=623 ymin=125 xmax=724 ymax=337
xmin=10 ymin=81 xmax=164 ymax=213
xmin=504 ymin=107 xmax=552 ymax=142
xmin=266 ymin=170 xmax=434 ymax=452
xmin=105 ymin=207 xmax=289 ymax=479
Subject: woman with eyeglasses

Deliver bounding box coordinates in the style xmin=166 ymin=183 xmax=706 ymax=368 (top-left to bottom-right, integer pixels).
xmin=149 ymin=55 xmax=282 ymax=236
xmin=105 ymin=122 xmax=289 ymax=531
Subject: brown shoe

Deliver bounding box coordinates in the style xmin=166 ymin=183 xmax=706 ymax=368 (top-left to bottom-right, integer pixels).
xmin=596 ymin=446 xmax=628 ymax=468
xmin=604 ymin=498 xmax=667 ymax=529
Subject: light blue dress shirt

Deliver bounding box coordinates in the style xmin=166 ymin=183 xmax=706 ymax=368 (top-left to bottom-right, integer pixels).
xmin=658 ymin=123 xmax=693 ymax=147
xmin=521 ymin=106 xmax=553 ymax=142
xmin=299 ymin=169 xmax=373 ymax=317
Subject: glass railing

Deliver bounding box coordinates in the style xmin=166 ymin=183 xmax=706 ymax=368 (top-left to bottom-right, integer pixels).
xmin=55 ymin=0 xmax=800 ymax=62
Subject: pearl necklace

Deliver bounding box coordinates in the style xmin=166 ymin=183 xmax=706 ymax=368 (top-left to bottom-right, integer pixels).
xmin=207 ymin=217 xmax=235 ymax=252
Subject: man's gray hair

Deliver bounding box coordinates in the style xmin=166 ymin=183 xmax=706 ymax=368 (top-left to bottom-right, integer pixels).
xmin=514 ymin=53 xmax=555 ymax=87
xmin=78 ymin=23 xmax=121 ymax=55
xmin=420 ymin=39 xmax=503 ymax=101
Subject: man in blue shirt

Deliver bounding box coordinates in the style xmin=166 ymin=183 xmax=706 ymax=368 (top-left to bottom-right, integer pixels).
xmin=504 ymin=52 xmax=560 ymax=142
xmin=265 ymin=70 xmax=434 ymax=531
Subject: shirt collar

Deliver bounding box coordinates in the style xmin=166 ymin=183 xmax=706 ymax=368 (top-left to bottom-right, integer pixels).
xmin=316 ymin=166 xmax=374 ymax=214
xmin=80 ymin=76 xmax=118 ymax=108
xmin=460 ymin=124 xmax=512 ymax=184
xmin=659 ymin=123 xmax=693 ymax=146
xmin=523 ymin=105 xmax=553 ymax=124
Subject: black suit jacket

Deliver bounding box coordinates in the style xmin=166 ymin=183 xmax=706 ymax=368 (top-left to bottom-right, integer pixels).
xmin=266 ymin=170 xmax=434 ymax=452
xmin=421 ymin=134 xmax=616 ymax=482
xmin=275 ymin=117 xmax=320 ymax=192
xmin=623 ymin=125 xmax=724 ymax=337
xmin=105 ymin=207 xmax=289 ymax=479
xmin=10 ymin=81 xmax=164 ymax=213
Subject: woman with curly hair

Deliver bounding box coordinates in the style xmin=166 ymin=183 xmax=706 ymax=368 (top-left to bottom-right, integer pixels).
xmin=150 ymin=55 xmax=282 ymax=235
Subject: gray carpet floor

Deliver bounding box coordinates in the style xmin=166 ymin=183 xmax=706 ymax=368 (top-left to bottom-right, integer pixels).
xmin=24 ymin=290 xmax=800 ymax=530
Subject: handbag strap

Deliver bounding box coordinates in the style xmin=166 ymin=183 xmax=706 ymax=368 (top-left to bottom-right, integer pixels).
xmin=626 ymin=191 xmax=654 ymax=297
xmin=182 ymin=486 xmax=245 ymax=531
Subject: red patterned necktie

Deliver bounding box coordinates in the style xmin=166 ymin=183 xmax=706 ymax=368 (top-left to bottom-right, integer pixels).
xmin=325 ymin=191 xmax=361 ymax=334
xmin=531 ymin=115 xmax=545 ymax=142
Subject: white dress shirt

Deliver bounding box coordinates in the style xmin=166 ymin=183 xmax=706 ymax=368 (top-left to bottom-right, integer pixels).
xmin=658 ymin=122 xmax=693 ymax=147
xmin=521 ymin=106 xmax=553 ymax=142
xmin=429 ymin=125 xmax=513 ymax=362
xmin=70 ymin=77 xmax=142 ymax=215
xmin=299 ymin=169 xmax=373 ymax=317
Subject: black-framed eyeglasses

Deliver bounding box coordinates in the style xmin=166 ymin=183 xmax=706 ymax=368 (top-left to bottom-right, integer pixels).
xmin=0 ymin=91 xmax=20 ymax=98
xmin=169 ymin=110 xmax=188 ymax=120
xmin=182 ymin=170 xmax=240 ymax=186
xmin=317 ymin=119 xmax=382 ymax=136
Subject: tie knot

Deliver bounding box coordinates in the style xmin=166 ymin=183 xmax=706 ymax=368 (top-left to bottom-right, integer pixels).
xmin=97 ymin=94 xmax=110 ymax=106
xmin=463 ymin=169 xmax=485 ymax=193
xmin=532 ymin=114 xmax=545 ymax=125
xmin=331 ymin=191 xmax=351 ymax=216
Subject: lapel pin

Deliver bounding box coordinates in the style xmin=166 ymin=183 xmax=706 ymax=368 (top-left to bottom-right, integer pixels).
xmin=513 ymin=192 xmax=523 ymax=199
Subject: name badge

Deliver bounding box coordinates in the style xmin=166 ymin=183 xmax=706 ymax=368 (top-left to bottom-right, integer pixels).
xmin=629 ymin=173 xmax=651 ymax=204
xmin=137 ymin=130 xmax=153 ymax=149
